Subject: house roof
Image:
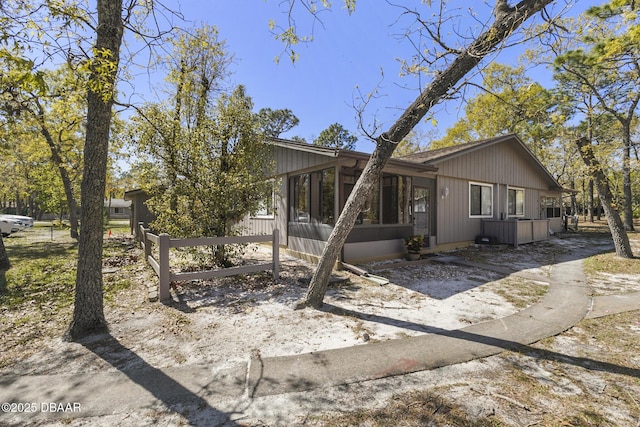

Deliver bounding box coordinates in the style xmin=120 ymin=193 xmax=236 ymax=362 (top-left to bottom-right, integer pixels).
xmin=268 ymin=137 xmax=439 ymax=173
xmin=105 ymin=198 xmax=131 ymax=208
xmin=399 ymin=134 xmax=565 ymax=191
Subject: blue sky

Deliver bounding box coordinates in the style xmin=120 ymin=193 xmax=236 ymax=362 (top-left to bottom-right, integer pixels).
xmin=126 ymin=1 xmax=598 ymax=153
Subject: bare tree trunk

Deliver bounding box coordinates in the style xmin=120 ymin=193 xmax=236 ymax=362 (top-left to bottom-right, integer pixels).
xmin=576 ymin=137 xmax=633 ymax=258
xmin=66 ymin=0 xmax=124 ymax=340
xmin=299 ymin=0 xmax=555 ymax=308
xmin=621 ymin=127 xmax=634 ymax=231
xmin=0 ymin=235 xmax=10 ymax=270
xmin=570 ymin=178 xmax=578 ymax=215
xmin=588 ymin=178 xmax=594 ymax=223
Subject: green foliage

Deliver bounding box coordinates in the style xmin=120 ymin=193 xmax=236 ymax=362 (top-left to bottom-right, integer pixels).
xmin=142 ymin=86 xmax=274 ymax=265
xmin=313 ymin=122 xmax=358 ymax=150
xmin=404 ymin=235 xmax=424 ymax=253
xmin=0 ymin=64 xmax=87 ymax=219
xmin=269 ymin=0 xmax=356 ymax=63
xmin=129 ymin=27 xmax=274 ymax=266
xmin=256 ymin=107 xmax=300 ymax=137
xmin=432 ymin=64 xmax=558 ymax=161
xmin=1 ymin=239 xmax=77 ymax=310
xmin=392 ymin=129 xmax=431 ymax=157
xmin=551 ymin=4 xmax=639 ymax=226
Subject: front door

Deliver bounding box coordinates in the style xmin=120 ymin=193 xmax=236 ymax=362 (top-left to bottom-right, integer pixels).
xmin=413 ymin=186 xmax=430 ymax=245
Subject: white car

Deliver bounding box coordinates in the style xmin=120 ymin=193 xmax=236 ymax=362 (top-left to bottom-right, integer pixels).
xmin=0 ymin=218 xmax=20 ymax=237
xmin=0 ymin=214 xmax=34 ymax=228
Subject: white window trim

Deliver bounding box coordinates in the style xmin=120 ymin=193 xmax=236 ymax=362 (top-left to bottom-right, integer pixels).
xmin=252 ymin=180 xmax=276 ymax=219
xmin=469 ymin=181 xmax=494 ymax=218
xmin=507 ymin=186 xmax=525 ymax=218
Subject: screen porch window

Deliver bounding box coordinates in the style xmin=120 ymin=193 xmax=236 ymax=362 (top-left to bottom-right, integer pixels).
xmin=469 ymin=182 xmax=493 ymax=218
xmin=289 ymin=169 xmax=335 ymax=224
xmin=382 ymin=175 xmax=412 ymax=224
xmin=290 ymin=174 xmax=310 ymax=223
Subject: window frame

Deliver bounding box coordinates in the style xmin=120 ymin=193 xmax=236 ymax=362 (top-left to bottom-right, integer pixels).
xmin=469 ymin=181 xmax=494 ymax=218
xmin=252 ymin=179 xmax=276 ymax=219
xmin=542 ymin=196 xmax=562 ymax=219
xmin=289 ymin=174 xmax=310 ymax=223
xmin=507 ymin=186 xmax=525 ymax=217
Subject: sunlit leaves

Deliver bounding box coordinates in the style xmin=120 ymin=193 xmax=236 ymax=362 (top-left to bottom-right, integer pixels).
xmin=80 ymin=47 xmax=118 ymax=103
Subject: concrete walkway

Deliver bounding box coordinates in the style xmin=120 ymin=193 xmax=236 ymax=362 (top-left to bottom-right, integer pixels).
xmin=1 ymin=249 xmax=639 ymax=425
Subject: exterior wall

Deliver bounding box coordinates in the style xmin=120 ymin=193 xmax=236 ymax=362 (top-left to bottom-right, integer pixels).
xmin=434 ymin=142 xmax=551 ymax=189
xmin=434 ymin=141 xmax=563 ymax=247
xmin=436 ymin=175 xmax=480 ymax=245
xmin=343 ymin=239 xmax=406 ymax=264
xmin=272 ymin=144 xmax=335 ymax=175
xmin=107 ymin=207 xmax=131 ymax=219
xmin=242 ymin=138 xmax=566 ymax=261
xmin=237 ymin=176 xmax=288 ymax=246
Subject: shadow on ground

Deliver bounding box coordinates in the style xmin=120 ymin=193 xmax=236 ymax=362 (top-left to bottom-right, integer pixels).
xmin=82 ymin=334 xmax=239 ymax=426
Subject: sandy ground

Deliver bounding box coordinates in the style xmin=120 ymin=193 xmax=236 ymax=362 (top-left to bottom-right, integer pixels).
xmin=2 ymin=230 xmax=639 ymax=426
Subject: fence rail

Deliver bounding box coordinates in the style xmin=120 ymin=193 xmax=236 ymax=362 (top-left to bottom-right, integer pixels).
xmin=138 ymin=223 xmax=279 ymax=301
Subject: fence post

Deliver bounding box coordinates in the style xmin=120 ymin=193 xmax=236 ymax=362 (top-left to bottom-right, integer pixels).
xmin=140 ymin=223 xmax=151 ymax=260
xmin=272 ymin=228 xmax=279 ymax=280
xmin=138 ymin=221 xmax=145 ymax=242
xmin=158 ymin=233 xmax=171 ymax=301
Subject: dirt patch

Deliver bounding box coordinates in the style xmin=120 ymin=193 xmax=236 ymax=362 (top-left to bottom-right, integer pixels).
xmin=1 ymin=228 xmax=639 ymax=426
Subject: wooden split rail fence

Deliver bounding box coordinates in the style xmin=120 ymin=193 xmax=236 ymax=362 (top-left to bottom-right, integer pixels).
xmin=138 ymin=223 xmax=279 ymax=301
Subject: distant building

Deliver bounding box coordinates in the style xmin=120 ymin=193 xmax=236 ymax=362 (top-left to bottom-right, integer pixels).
xmin=105 ymin=198 xmax=132 ymax=220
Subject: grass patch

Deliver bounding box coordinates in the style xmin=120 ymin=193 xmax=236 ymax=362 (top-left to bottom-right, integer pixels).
xmin=0 ymin=224 xmax=141 ymax=368
xmin=1 ymin=240 xmax=78 ymax=310
xmin=308 ymin=390 xmax=505 ymax=427
xmin=583 ymin=252 xmax=640 ymax=276
xmin=488 ymin=277 xmax=548 ymax=309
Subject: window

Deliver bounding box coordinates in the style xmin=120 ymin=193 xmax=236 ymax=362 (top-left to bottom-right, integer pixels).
xmin=318 ymin=169 xmax=335 ymax=225
xmin=290 ymin=174 xmax=309 ymax=223
xmin=360 ymin=175 xmax=380 ymax=224
xmin=254 ymin=181 xmax=275 ymax=218
xmin=507 ymin=187 xmax=525 ymax=217
xmin=381 ymin=175 xmax=412 ymax=225
xmin=469 ymin=182 xmax=493 ymax=218
xmin=542 ymin=196 xmax=561 ymax=218
xmin=289 ymin=169 xmax=335 ymax=224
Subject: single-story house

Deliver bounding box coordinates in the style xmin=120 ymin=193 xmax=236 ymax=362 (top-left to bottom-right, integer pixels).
xmin=238 ymin=134 xmax=567 ymax=264
xmin=105 ymin=198 xmax=132 ymax=220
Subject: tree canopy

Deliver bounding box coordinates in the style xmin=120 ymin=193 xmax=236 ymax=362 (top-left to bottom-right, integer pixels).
xmin=313 ymin=122 xmax=358 ymax=150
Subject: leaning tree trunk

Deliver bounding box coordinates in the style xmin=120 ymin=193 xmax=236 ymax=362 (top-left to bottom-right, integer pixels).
xmin=576 ymin=137 xmax=633 ymax=258
xmin=37 ymin=116 xmax=80 ymax=239
xmin=66 ymin=0 xmax=124 ymax=340
xmin=299 ymin=0 xmax=555 ymax=308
